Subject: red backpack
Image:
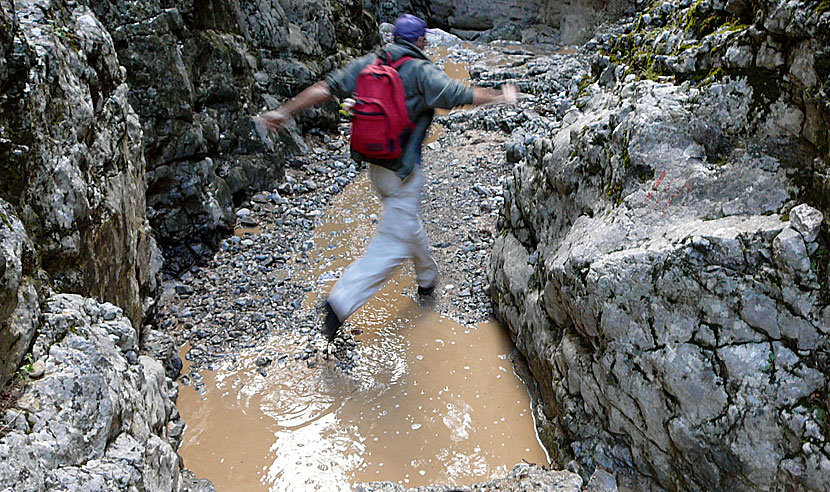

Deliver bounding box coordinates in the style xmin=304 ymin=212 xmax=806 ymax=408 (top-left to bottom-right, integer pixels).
xmin=349 ymin=54 xmax=414 ymax=161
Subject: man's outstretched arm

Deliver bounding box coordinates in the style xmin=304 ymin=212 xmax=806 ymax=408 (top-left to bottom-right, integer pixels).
xmin=259 ymin=81 xmax=333 ymax=131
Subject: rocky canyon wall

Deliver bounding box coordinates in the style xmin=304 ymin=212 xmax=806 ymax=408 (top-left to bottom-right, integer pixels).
xmin=89 ymin=0 xmax=379 ymax=274
xmin=395 ymin=0 xmax=635 ymax=43
xmin=490 ymin=0 xmax=829 ymax=490
xmin=0 ymin=0 xmax=162 ymax=387
xmin=0 ymin=0 xmax=378 ymax=386
xmin=0 ymin=296 xmax=187 ymax=491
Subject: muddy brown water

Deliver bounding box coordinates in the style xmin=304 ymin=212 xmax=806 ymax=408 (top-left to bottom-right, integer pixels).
xmin=234 ymin=225 xmax=262 ymax=236
xmin=432 ymin=47 xmax=472 ymax=119
xmin=434 ymin=47 xmax=472 ymax=83
xmin=177 ymin=174 xmax=548 ymax=491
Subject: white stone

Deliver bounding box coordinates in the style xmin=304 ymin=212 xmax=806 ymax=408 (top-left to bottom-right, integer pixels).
xmin=767 ymin=100 xmax=804 ymax=137
xmin=790 ymin=40 xmax=818 ymax=88
xmin=725 ymin=44 xmax=753 ymax=68
xmin=756 ymin=42 xmax=785 ymax=69
xmin=790 ymin=203 xmax=823 ymax=243
xmin=773 ymin=227 xmax=811 ymax=273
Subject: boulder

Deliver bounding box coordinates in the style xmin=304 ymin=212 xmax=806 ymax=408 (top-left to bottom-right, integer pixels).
xmin=0 ymin=295 xmax=186 ymax=492
xmin=490 ymin=75 xmax=828 ymax=492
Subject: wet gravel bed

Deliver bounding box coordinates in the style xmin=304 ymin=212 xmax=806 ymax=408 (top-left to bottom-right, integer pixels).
xmin=415 ymin=127 xmax=509 ymax=326
xmin=157 ymin=122 xmax=518 ymax=387
xmin=154 ymin=131 xmax=371 ymax=385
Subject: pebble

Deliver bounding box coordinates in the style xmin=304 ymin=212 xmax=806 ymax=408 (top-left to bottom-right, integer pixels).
xmin=176 ymin=284 xmax=194 ymax=295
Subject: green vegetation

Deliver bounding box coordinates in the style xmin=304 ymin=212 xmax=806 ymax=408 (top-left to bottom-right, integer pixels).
xmin=677 ymin=42 xmax=701 ymax=52
xmin=816 ymin=0 xmax=830 ymax=14
xmin=798 ymin=391 xmax=829 ymax=439
xmin=606 ymin=181 xmax=624 ymax=205
xmin=683 ymin=0 xmax=705 ymax=30
xmin=16 ymin=353 xmax=35 ymax=381
xmin=720 ymin=21 xmax=750 ymax=34
xmin=642 ymin=56 xmax=662 ymax=81
xmin=683 ymin=0 xmax=739 ymax=38
xmin=762 ymin=350 xmax=775 ymax=374
xmin=0 ymin=211 xmax=12 ymax=229
xmin=576 ymin=74 xmax=595 ymax=106
xmin=694 ymin=66 xmax=725 ymax=86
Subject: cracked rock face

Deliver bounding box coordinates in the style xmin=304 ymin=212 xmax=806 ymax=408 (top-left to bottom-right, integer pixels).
xmin=399 ymin=0 xmax=634 ymax=43
xmin=489 ymin=3 xmax=829 ymax=488
xmin=0 ymin=295 xmax=187 ymax=492
xmin=0 ymin=0 xmax=161 ymax=329
xmin=89 ymin=0 xmax=379 ymax=273
xmin=0 ymin=200 xmax=39 ymax=388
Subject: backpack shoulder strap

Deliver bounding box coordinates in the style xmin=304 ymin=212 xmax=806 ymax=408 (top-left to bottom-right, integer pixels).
xmin=388 ymin=56 xmax=414 ymax=70
xmin=377 ymin=51 xmax=414 ymax=70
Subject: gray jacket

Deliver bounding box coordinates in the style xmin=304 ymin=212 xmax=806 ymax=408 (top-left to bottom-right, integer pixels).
xmin=325 ymin=40 xmax=474 ymax=179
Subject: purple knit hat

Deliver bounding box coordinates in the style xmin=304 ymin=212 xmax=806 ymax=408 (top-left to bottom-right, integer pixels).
xmin=393 ymin=14 xmax=431 ymax=41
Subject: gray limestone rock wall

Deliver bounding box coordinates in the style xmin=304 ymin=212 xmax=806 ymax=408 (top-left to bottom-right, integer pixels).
xmin=401 ymin=0 xmax=545 ymax=30
xmin=397 ymin=0 xmax=634 ymax=44
xmin=0 ymin=295 xmax=191 ymax=492
xmin=489 ymin=1 xmax=830 ymax=491
xmin=0 ymin=0 xmax=377 ymax=487
xmin=363 ymin=0 xmax=400 ymax=23
xmin=0 ymin=0 xmax=162 ymax=387
xmin=88 ymin=0 xmax=379 ymax=273
xmin=0 ymin=200 xmax=39 ymax=393
xmin=540 ymin=0 xmax=634 ymax=44
xmin=601 ymin=0 xmax=830 ymax=217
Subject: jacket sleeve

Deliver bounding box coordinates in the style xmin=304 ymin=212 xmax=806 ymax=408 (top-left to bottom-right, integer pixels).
xmin=417 ymin=62 xmax=474 ymax=109
xmin=324 ymin=54 xmax=376 ymax=99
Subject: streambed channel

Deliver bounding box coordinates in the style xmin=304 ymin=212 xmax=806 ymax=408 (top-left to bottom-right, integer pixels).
xmin=177 ymin=175 xmax=548 ymax=491
xmin=163 ymin=39 xmax=564 ymax=491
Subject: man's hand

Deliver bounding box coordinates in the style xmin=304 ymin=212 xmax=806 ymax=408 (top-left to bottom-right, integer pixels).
xmin=501 ymin=84 xmax=519 ymax=104
xmin=259 ymin=109 xmax=291 ymax=131
xmin=258 ymin=82 xmax=333 ymax=132
xmin=472 ymin=84 xmax=522 ymax=107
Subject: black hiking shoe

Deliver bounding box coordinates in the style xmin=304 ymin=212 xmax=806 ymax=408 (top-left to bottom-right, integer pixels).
xmin=417 ymin=284 xmax=435 ymax=296
xmin=321 ymin=300 xmax=342 ymax=342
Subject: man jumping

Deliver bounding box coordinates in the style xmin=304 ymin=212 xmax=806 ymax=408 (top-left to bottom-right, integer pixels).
xmin=260 ymin=14 xmax=519 ymax=341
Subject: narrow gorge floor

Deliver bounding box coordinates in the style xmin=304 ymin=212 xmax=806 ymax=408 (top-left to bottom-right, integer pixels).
xmin=158 ymin=42 xmax=553 ymax=491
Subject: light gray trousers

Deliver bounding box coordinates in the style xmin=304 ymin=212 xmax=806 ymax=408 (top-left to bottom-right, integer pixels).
xmin=327 ymin=164 xmax=438 ymax=322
